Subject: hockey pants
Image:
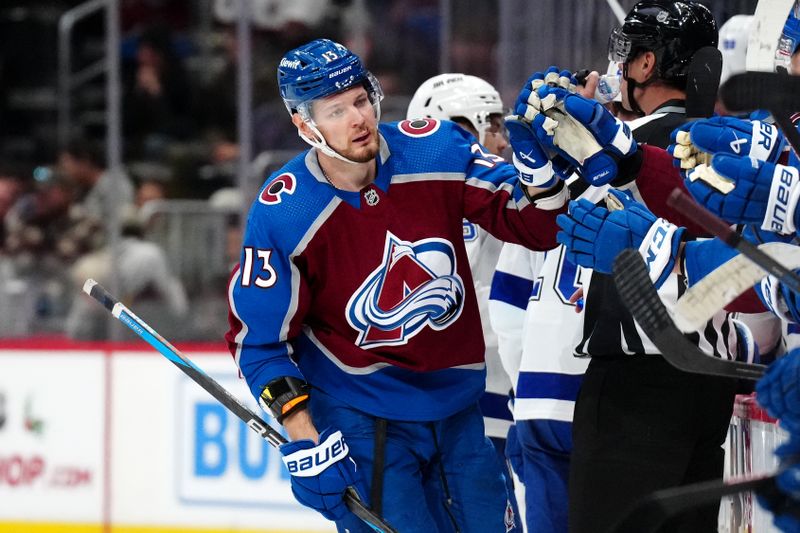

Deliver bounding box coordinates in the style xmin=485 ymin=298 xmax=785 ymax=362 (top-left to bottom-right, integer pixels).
xmin=506 ymin=419 xmax=572 ymax=533
xmin=309 ymin=389 xmax=517 ymax=533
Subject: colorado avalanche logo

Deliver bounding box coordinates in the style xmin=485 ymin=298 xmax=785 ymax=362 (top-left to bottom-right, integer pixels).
xmin=346 ymin=232 xmax=465 ymax=349
xmin=398 ymin=118 xmax=440 ymax=138
xmin=259 ymin=173 xmax=296 ymax=205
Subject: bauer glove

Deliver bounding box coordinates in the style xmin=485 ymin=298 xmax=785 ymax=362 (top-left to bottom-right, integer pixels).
xmin=685 ymin=155 xmax=800 ymax=235
xmin=280 ymin=428 xmax=367 ymax=521
xmin=669 ymin=116 xmax=786 ymax=181
xmin=556 ymin=189 xmax=684 ymax=288
xmin=756 ymin=348 xmax=800 ymax=434
xmin=533 ymin=86 xmax=637 ymax=186
xmin=507 ymin=67 xmax=580 ymax=188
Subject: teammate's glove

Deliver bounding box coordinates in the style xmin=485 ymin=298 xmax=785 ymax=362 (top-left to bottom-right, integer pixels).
xmin=507 ymin=67 xmax=578 ymax=187
xmin=556 ymin=189 xmax=685 ymax=288
xmin=669 ymin=117 xmax=786 ymax=179
xmin=756 ymin=348 xmax=800 ymax=433
xmin=506 ymin=117 xmax=560 ymax=188
xmin=535 ymin=87 xmax=637 ymax=186
xmin=756 ymin=434 xmax=800 ymax=533
xmin=685 ymin=154 xmax=800 ymax=235
xmin=513 ymin=67 xmax=578 ymax=122
xmin=280 ymin=428 xmax=366 ymax=521
xmin=756 ymin=271 xmax=800 ymax=334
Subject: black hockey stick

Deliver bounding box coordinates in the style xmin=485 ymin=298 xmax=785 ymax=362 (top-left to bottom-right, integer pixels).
xmin=612 ymin=249 xmax=765 ymax=380
xmin=667 ymin=188 xmax=800 ymax=295
xmin=82 ymin=279 xmax=398 ymax=533
xmin=685 ymin=46 xmax=722 ymax=119
xmin=608 ymin=469 xmax=790 ymax=533
xmin=720 ymin=71 xmax=800 ymax=156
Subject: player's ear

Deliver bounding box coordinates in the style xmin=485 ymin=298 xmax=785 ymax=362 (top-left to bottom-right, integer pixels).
xmin=641 ymin=51 xmax=657 ymax=80
xmin=292 ymin=114 xmax=321 ymax=143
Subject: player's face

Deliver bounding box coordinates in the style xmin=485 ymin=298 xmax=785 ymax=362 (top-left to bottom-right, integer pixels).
xmin=312 ymin=86 xmax=379 ymax=163
xmin=482 ymin=114 xmax=508 ymax=157
xmin=617 ymin=61 xmax=640 ymax=112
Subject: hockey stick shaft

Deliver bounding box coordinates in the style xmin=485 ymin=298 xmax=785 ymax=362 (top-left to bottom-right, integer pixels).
xmin=720 ymin=71 xmax=800 ymax=156
xmin=667 ymin=188 xmax=800 ymax=295
xmin=775 ymin=111 xmax=800 ymax=161
xmin=610 ymin=472 xmax=780 ymax=533
xmin=685 ymin=46 xmax=722 ymax=119
xmin=613 ymin=249 xmax=766 ymax=380
xmin=82 ymin=279 xmax=397 ymax=533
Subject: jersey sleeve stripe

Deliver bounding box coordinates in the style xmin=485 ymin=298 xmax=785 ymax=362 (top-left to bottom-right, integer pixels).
xmin=516 ymin=371 xmax=584 ymax=402
xmin=490 ymin=271 xmax=534 ymax=310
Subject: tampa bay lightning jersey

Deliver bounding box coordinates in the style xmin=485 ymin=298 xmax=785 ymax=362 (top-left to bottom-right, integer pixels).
xmin=488 ymin=110 xmax=742 ymax=423
xmin=489 ymin=178 xmax=597 ymax=422
xmin=463 ymin=220 xmax=513 ymax=438
xmin=226 ymin=119 xmax=564 ymax=422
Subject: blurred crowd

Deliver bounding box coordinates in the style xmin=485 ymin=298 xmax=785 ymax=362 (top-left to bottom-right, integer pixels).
xmin=0 ymin=0 xmax=450 ymax=340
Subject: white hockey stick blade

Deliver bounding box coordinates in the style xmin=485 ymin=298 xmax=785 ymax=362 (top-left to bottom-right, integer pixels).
xmin=674 ymin=242 xmax=800 ymax=333
xmin=746 ymin=0 xmax=795 ymax=72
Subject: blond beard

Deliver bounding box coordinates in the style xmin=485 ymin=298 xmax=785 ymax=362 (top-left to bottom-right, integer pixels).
xmin=337 ymin=128 xmax=379 ymax=163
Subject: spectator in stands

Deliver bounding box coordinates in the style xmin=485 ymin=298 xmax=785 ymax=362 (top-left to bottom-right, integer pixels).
xmin=135 ymin=177 xmax=167 ymax=209
xmin=123 ymin=24 xmax=193 ymax=158
xmin=66 ymin=213 xmax=188 ymax=340
xmin=58 ymin=138 xmax=134 ymax=222
xmin=0 ymin=168 xmax=24 ymax=248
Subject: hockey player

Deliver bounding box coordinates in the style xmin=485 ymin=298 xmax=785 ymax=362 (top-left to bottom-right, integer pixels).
xmin=225 ymin=39 xmax=569 ymax=532
xmin=405 ymin=73 xmax=521 ymax=529
xmin=489 ymin=216 xmax=588 ymax=533
xmin=509 ymin=3 xmax=744 ymax=531
xmin=487 ymin=66 xmax=592 ymax=533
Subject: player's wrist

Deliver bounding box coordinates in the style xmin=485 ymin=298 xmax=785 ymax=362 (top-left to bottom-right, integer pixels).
xmin=282 ymin=409 xmax=319 ymax=442
xmin=612 ymin=147 xmax=643 ymax=186
xmin=636 ymin=217 xmax=685 ymax=288
xmin=524 ymin=180 xmax=568 ymax=210
xmin=259 ymin=376 xmax=311 ymax=423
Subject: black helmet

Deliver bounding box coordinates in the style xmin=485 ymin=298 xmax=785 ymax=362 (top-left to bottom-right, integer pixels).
xmin=608 ymin=0 xmax=718 ymax=84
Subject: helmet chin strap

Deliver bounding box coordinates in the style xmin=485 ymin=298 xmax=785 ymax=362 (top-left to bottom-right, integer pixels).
xmin=297 ymin=101 xmax=382 ymax=165
xmin=300 ymin=122 xmax=361 ymax=165
xmin=621 ymin=63 xmax=659 ymax=117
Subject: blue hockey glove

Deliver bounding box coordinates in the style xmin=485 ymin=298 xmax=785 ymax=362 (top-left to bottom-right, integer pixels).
xmin=685 ymin=154 xmax=800 ymax=235
xmin=755 ymin=434 xmax=800 ymax=533
xmin=536 ymin=87 xmax=637 ymax=186
xmin=506 ymin=117 xmax=560 ymax=188
xmin=513 ymin=67 xmax=578 ymax=123
xmin=756 ymin=349 xmax=800 ymax=433
xmin=508 ymin=66 xmax=579 ymax=187
xmin=757 ymin=268 xmax=800 ymax=326
xmin=280 ymin=428 xmax=366 ymax=521
xmin=668 ymin=121 xmax=708 ymax=177
xmin=556 ymin=189 xmax=685 ymax=287
xmin=669 ymin=117 xmax=786 ymax=178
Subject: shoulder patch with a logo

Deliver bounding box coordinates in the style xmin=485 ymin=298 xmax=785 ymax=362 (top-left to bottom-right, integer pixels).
xmin=259 ymin=173 xmax=297 ymax=205
xmin=398 ymin=118 xmax=441 ymax=138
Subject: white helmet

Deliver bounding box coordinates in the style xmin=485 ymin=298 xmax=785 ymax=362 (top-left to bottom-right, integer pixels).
xmin=407 ymin=74 xmax=503 ymax=144
xmin=718 ymin=15 xmax=754 ymax=86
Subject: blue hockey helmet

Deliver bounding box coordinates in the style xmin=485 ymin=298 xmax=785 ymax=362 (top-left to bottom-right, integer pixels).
xmin=278 ymin=39 xmax=383 ymax=119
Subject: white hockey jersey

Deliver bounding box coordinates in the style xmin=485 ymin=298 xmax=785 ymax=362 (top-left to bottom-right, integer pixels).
xmin=464 ymin=220 xmax=514 ymax=438
xmin=489 ymin=110 xmax=742 ymax=424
